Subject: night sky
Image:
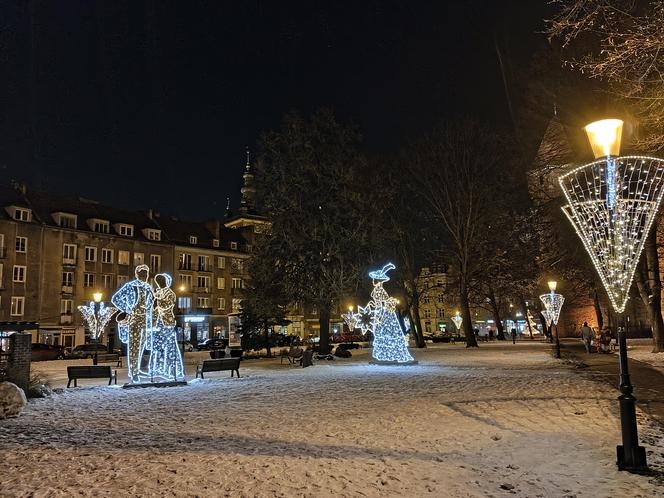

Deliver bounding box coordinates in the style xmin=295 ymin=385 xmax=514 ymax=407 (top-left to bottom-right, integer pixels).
xmin=0 ymin=1 xmax=551 ymax=220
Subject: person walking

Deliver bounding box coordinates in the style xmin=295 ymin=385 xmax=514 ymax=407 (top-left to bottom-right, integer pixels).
xmin=580 ymin=322 xmax=593 ymax=354
xmin=511 ymin=327 xmax=517 ymax=344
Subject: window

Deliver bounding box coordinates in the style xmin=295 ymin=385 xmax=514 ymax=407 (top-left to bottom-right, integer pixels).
xmin=231 ymin=278 xmax=243 ymax=289
xmin=85 ymin=246 xmax=97 ymax=262
xmin=117 ymin=275 xmax=128 ymax=286
xmin=197 ymin=275 xmax=210 ymax=290
xmin=101 ymin=248 xmax=113 ymax=264
xmin=212 ymin=239 xmax=219 ymax=248
xmin=15 ymin=236 xmax=27 ymax=253
xmin=197 ymin=297 xmax=210 ymax=308
xmin=189 ymin=235 xmax=197 ymax=244
xmin=231 ymin=258 xmax=243 ymax=272
xmin=246 ymin=244 xmax=253 ymax=253
xmin=422 ymin=295 xmax=430 ymax=305
xmin=102 ymin=274 xmax=113 ymax=288
xmin=118 ymin=250 xmax=129 ymax=265
xmin=230 ymin=241 xmax=238 ymax=250
xmin=425 ymin=321 xmax=432 ymax=333
xmin=10 ymin=296 xmax=24 ymax=316
xmin=423 ymin=309 xmax=431 ymax=319
xmin=61 ymin=299 xmax=73 ymax=315
xmin=198 ymin=255 xmax=210 ymax=271
xmin=179 ymin=253 xmax=192 ymax=270
xmin=437 ymin=293 xmax=444 ymax=303
xmin=178 ymin=296 xmax=192 ymax=310
xmin=63 ymin=244 xmax=77 ymax=262
xmin=57 ymin=213 xmax=77 ymax=228
xmin=93 ymin=220 xmax=110 ymax=233
xmin=217 ymin=277 xmax=225 ymax=290
xmin=0 ymin=263 xmax=3 ymax=287
xmin=180 ymin=274 xmax=193 ymax=288
xmin=217 ymin=256 xmax=226 ymax=269
xmin=232 ymin=298 xmax=242 ymax=312
xmin=436 ymin=309 xmax=445 ymax=318
xmin=84 ymin=273 xmax=95 ymax=287
xmin=118 ymin=224 xmax=134 ymax=237
xmin=217 ymin=297 xmax=226 ymax=310
xmin=150 ymin=254 xmax=161 ymax=273
xmin=145 ymin=229 xmax=161 ymax=241
xmin=13 ymin=208 xmax=31 ymax=222
xmin=12 ymin=265 xmax=26 ymax=283
xmin=62 ymin=271 xmax=73 ymax=287
xmin=134 ymin=252 xmax=144 ymax=266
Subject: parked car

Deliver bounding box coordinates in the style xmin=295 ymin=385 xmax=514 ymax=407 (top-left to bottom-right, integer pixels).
xmin=196 ymin=338 xmax=228 ymax=350
xmin=31 ymin=343 xmax=67 ymax=361
xmin=70 ymin=343 xmax=120 ymax=359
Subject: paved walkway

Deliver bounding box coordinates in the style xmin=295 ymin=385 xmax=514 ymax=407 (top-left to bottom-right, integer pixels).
xmin=559 ymin=339 xmax=664 ymax=424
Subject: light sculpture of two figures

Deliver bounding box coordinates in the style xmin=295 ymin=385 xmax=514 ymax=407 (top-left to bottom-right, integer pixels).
xmin=111 ymin=265 xmax=184 ymax=384
xmin=343 ymin=263 xmax=417 ymax=365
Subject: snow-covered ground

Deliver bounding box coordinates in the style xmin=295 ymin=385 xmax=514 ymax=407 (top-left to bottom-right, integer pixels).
xmin=624 ymin=338 xmax=664 ymax=376
xmin=1 ymin=343 xmax=663 ymax=497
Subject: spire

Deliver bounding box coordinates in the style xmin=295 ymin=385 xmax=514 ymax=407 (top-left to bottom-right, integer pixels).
xmin=224 ymin=195 xmax=233 ymax=218
xmin=239 ymin=146 xmax=256 ymax=214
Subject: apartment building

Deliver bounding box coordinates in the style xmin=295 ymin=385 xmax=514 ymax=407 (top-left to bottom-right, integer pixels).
xmin=0 ymin=184 xmax=251 ymax=351
xmin=416 ymin=265 xmax=452 ymax=338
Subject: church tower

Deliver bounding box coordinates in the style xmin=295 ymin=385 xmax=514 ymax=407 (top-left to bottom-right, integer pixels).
xmin=239 ymin=147 xmax=256 ymax=214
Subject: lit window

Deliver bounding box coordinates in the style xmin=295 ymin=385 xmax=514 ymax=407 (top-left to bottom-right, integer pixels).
xmin=212 ymin=239 xmax=219 ymax=248
xmin=150 ymin=254 xmax=161 ymax=273
xmin=217 ymin=256 xmax=225 ymax=269
xmin=118 ymin=250 xmax=129 ymax=265
xmin=230 ymin=241 xmax=238 ymax=250
xmin=231 ymin=278 xmax=243 ymax=289
xmin=10 ymin=296 xmax=24 ymax=316
xmin=189 ymin=235 xmax=197 ymax=244
xmin=197 ymin=297 xmax=210 ymax=308
xmin=217 ymin=297 xmax=226 ymax=310
xmin=217 ymin=277 xmax=225 ymax=290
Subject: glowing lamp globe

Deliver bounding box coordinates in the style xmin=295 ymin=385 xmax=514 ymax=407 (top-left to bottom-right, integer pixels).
xmin=584 ymin=119 xmax=623 ymax=158
xmin=547 ymin=281 xmax=557 ymax=292
xmin=93 ymin=292 xmax=103 ymax=303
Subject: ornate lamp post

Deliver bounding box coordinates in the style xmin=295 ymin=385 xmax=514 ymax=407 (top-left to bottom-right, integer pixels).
xmin=78 ymin=291 xmax=116 ymax=366
xmin=559 ymin=118 xmax=655 ymax=472
xmin=539 ymin=281 xmax=564 ymax=359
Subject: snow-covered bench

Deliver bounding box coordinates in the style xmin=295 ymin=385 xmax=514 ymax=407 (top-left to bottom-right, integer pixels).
xmin=67 ymin=365 xmax=117 ymax=388
xmin=196 ymin=358 xmax=241 ymax=379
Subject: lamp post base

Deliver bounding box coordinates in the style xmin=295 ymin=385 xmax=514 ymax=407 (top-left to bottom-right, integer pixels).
xmin=617 ymin=444 xmax=648 ymax=473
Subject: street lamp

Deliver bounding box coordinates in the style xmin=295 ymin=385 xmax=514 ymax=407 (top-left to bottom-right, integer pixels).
xmin=559 ymin=117 xmax=655 ymax=472
xmin=540 ymin=281 xmax=564 ymax=359
xmin=78 ymin=292 xmax=116 ymax=366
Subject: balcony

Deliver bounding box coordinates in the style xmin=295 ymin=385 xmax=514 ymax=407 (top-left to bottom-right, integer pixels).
xmin=61 ymin=285 xmax=74 ymax=294
xmin=197 ymin=264 xmax=212 ymax=272
xmin=62 ymin=257 xmax=77 ymax=266
xmin=60 ymin=314 xmax=73 ymax=324
xmin=178 ymin=262 xmax=192 ymax=271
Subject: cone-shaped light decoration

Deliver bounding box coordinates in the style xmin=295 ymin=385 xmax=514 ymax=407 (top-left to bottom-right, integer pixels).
xmin=540 ymin=292 xmax=564 ymax=325
xmin=452 ymin=311 xmax=463 ymax=331
xmin=560 ymin=119 xmax=664 ymax=313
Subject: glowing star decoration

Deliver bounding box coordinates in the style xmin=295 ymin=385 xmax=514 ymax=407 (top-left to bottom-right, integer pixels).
xmin=539 ymin=291 xmax=565 ymax=326
xmin=77 ymin=301 xmax=116 ymax=341
xmin=559 ymin=156 xmax=664 ymax=313
xmin=350 ymin=263 xmax=416 ymax=365
xmin=451 ymin=313 xmax=463 ymax=332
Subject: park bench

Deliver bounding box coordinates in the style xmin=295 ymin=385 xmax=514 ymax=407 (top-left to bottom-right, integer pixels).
xmin=196 ymin=358 xmax=241 ymax=379
xmin=94 ymin=353 xmax=122 ymax=367
xmin=280 ymin=347 xmax=303 ymax=365
xmin=67 ymin=365 xmax=117 ymax=388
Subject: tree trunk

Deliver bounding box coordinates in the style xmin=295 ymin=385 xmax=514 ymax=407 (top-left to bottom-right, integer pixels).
xmin=592 ymin=287 xmax=604 ymax=331
xmin=318 ymin=306 xmax=331 ymax=354
xmin=537 ymin=310 xmax=550 ymax=340
xmin=488 ymin=289 xmax=506 ymax=340
xmin=409 ymin=288 xmax=427 ymax=348
xmin=461 ymin=279 xmax=478 ymax=348
xmin=635 ymin=228 xmax=664 ymax=352
xmin=263 ymin=323 xmax=271 ymax=358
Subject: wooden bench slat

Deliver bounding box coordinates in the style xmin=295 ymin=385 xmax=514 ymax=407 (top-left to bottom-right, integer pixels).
xmin=196 ymin=358 xmax=241 ymax=379
xmin=67 ymin=365 xmax=117 ymax=388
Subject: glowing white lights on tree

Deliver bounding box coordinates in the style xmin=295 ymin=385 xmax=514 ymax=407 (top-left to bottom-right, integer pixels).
xmin=451 ymin=313 xmax=463 ymax=332
xmin=111 ymin=265 xmax=183 ymax=383
xmin=347 ymin=263 xmax=416 ymax=364
xmin=78 ymin=301 xmax=116 ymax=341
xmin=559 ymin=156 xmax=664 ymax=313
xmin=539 ymin=292 xmax=565 ymax=326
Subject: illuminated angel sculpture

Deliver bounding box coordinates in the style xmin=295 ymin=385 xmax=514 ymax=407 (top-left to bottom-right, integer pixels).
xmin=150 ymin=273 xmax=184 ymax=380
xmin=344 ymin=263 xmax=416 ymax=364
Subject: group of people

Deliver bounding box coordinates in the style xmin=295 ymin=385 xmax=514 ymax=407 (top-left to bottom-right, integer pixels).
xmin=111 ymin=264 xmax=184 ymax=383
xmin=579 ymin=321 xmax=614 ymax=354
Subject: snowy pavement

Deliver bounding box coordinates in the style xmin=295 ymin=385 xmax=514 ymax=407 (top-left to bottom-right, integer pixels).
xmin=1 ymin=343 xmax=663 ymax=497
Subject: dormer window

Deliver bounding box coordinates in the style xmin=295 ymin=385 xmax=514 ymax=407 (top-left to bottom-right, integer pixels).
xmin=230 ymin=241 xmax=238 ymax=250
xmin=212 ymin=239 xmax=219 ymax=248
xmin=88 ymin=218 xmax=110 ymax=234
xmin=143 ymin=228 xmax=161 ymax=241
xmin=115 ymin=224 xmax=134 ymax=237
xmin=53 ymin=212 xmax=77 ymax=229
xmin=6 ymin=206 xmax=32 ymax=222
xmin=189 ymin=235 xmax=197 ymax=245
